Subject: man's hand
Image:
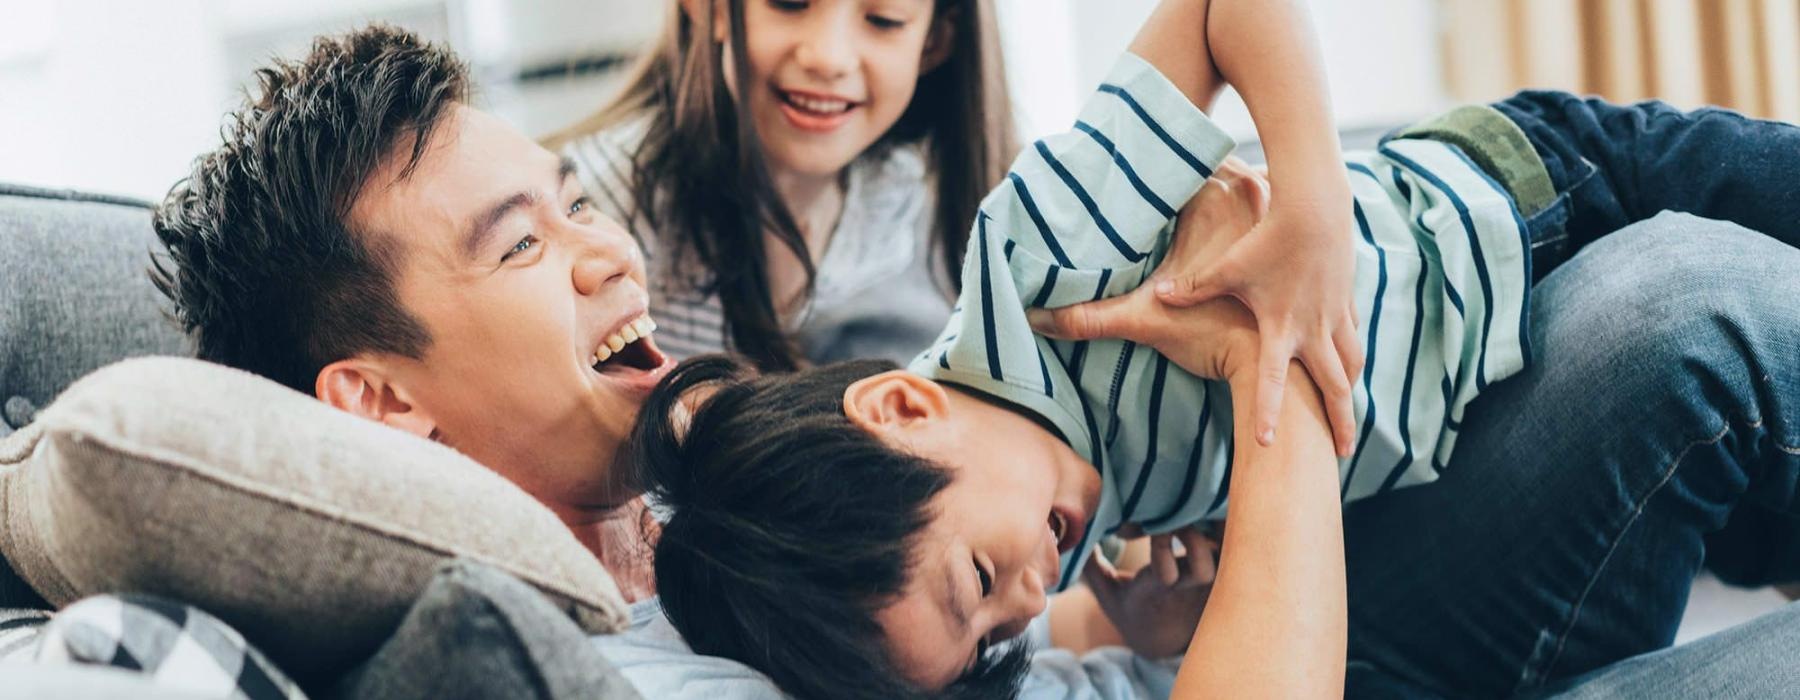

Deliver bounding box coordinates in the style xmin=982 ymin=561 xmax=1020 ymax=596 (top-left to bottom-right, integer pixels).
xmin=1028 ymin=160 xmax=1265 ymax=385
xmin=1082 ymin=526 xmax=1220 ymax=659
xmin=1153 ymin=164 xmax=1363 ymax=456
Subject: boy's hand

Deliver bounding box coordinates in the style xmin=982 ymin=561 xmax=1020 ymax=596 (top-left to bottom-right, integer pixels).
xmin=1082 ymin=526 xmax=1220 ymax=659
xmin=1155 ymin=169 xmax=1362 ymax=456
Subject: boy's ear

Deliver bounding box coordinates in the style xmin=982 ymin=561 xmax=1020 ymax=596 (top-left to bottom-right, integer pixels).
xmin=679 ymin=0 xmax=730 ymax=43
xmin=842 ymin=370 xmax=951 ymax=434
xmin=315 ymin=358 xmax=438 ymax=440
xmin=920 ymin=5 xmax=959 ymax=75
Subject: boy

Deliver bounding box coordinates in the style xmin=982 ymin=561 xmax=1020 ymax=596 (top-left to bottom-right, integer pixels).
xmin=631 ymin=16 xmax=1800 ymax=700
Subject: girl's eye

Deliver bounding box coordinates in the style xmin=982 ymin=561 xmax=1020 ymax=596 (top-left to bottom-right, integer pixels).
xmin=501 ymin=235 xmax=537 ymax=262
xmin=866 ymin=14 xmax=904 ymax=30
xmin=770 ymin=0 xmax=807 ymax=12
xmin=569 ymin=196 xmax=592 ymax=218
xmin=975 ymin=559 xmax=993 ymax=597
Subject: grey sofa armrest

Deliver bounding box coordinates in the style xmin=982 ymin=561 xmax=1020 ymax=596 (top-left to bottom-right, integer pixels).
xmin=331 ymin=559 xmax=642 ymax=700
xmin=0 ymin=182 xmax=191 ymax=438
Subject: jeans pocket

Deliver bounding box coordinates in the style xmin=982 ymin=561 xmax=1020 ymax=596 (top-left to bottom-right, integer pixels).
xmin=1526 ymin=193 xmax=1574 ymax=280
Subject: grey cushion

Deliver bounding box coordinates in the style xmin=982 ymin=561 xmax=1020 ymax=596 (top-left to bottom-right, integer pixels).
xmin=330 ymin=560 xmax=642 ymax=700
xmin=0 ymin=182 xmax=190 ymax=438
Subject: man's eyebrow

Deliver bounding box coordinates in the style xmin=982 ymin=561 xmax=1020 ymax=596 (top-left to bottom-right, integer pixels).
xmin=462 ymin=191 xmax=535 ymax=260
xmin=459 ymin=158 xmax=580 ymax=260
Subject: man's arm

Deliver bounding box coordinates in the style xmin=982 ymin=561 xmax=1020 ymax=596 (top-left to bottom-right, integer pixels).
xmin=1173 ymin=362 xmax=1344 ymax=697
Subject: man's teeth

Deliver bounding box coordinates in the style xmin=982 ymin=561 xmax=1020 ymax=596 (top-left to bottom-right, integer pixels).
xmin=787 ymin=92 xmax=851 ymax=114
xmin=592 ymin=315 xmax=657 ymax=366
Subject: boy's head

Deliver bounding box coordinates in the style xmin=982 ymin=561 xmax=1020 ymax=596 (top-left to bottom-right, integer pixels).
xmin=631 ymin=355 xmax=1101 ymax=697
xmin=152 ymin=25 xmax=672 ymax=509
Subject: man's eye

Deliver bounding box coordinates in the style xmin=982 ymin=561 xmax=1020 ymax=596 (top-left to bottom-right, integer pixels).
xmin=569 ymin=196 xmax=593 ymax=218
xmin=975 ymin=559 xmax=992 ymax=597
xmin=501 ymin=235 xmax=537 ymax=262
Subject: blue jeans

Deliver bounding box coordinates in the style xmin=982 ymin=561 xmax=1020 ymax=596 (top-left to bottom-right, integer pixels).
xmin=1346 ymin=94 xmax=1800 ymax=698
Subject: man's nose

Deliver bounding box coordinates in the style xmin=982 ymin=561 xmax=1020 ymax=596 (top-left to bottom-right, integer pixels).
xmin=571 ymin=232 xmax=637 ymax=296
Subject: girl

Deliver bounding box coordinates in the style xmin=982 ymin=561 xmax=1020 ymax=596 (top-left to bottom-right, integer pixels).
xmin=548 ymin=0 xmax=1015 ymax=371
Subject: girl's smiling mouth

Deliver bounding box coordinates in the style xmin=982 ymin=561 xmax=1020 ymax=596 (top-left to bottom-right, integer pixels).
xmin=775 ymin=86 xmax=861 ymax=132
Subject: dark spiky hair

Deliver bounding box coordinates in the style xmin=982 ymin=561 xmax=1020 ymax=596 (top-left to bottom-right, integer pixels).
xmin=151 ymin=24 xmax=467 ymax=391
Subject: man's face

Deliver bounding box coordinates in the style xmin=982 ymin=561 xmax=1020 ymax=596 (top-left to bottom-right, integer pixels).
xmin=349 ymin=105 xmax=673 ymax=512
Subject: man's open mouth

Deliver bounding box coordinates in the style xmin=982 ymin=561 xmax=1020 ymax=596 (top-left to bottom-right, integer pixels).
xmin=590 ymin=313 xmax=666 ymax=376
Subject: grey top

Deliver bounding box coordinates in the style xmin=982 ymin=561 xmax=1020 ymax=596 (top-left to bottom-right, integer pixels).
xmin=560 ymin=120 xmax=956 ymax=365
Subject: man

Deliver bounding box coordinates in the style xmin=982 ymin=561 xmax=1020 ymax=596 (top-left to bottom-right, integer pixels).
xmin=153 ymin=23 xmax=1800 ymax=700
xmin=152 ymin=25 xmax=665 ymax=598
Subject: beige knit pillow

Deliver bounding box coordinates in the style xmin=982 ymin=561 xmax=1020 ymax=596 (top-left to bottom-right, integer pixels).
xmin=0 ymin=357 xmax=630 ymax=683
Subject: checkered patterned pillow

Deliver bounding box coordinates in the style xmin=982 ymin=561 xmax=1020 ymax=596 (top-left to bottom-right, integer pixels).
xmin=0 ymin=607 xmax=49 ymax=661
xmin=32 ymin=595 xmax=304 ymax=700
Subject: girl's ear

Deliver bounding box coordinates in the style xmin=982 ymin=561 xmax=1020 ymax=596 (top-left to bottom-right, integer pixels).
xmin=920 ymin=5 xmax=959 ymax=74
xmin=679 ymin=0 xmax=730 ymax=43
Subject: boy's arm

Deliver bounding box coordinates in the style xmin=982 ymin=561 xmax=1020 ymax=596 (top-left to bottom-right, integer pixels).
xmin=1129 ymin=0 xmax=1363 ymax=458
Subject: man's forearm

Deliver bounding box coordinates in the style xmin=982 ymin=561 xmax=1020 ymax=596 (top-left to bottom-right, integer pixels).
xmin=1172 ymin=361 xmax=1346 ymax=698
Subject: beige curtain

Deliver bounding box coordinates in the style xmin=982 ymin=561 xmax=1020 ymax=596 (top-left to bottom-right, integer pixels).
xmin=1441 ymin=0 xmax=1800 ymax=121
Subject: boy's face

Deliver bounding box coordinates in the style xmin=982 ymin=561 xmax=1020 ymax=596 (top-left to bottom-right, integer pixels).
xmin=853 ymin=376 xmax=1101 ymax=689
xmin=346 ymin=105 xmax=673 ymax=511
xmin=729 ymin=0 xmax=942 ymax=178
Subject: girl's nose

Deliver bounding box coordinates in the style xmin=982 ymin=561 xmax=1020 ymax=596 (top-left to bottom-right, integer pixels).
xmin=794 ymin=23 xmax=854 ymax=79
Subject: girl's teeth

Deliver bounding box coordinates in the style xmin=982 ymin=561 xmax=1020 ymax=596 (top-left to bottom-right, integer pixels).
xmin=606 ymin=334 xmax=627 ymax=352
xmin=620 ymin=325 xmax=640 ymax=343
xmin=593 ymin=346 xmax=612 ymax=365
xmin=789 ymin=93 xmax=849 ymax=113
xmin=634 ymin=317 xmax=656 ymax=335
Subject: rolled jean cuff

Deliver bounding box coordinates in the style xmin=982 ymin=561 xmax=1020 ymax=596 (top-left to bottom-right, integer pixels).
xmin=1386 ymin=104 xmax=1559 ymax=218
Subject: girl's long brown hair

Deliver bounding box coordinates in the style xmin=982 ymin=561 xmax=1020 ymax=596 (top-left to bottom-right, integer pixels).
xmin=546 ymin=0 xmax=1015 ymax=371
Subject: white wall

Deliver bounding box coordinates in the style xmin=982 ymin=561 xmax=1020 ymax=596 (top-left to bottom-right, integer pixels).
xmin=997 ymin=0 xmax=1450 ymax=144
xmin=0 ymin=0 xmax=228 ymax=200
xmin=0 ymin=0 xmax=1451 ymax=200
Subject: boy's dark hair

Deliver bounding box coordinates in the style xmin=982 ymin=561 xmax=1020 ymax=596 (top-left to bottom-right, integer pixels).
xmin=631 ymin=355 xmax=1030 ymax=700
xmin=150 ymin=25 xmax=467 ymax=392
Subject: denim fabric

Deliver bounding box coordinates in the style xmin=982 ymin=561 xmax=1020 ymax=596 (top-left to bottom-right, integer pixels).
xmin=1529 ymin=600 xmax=1800 ymax=699
xmin=1491 ymin=91 xmax=1800 ymax=271
xmin=1342 ymin=213 xmax=1800 ymax=698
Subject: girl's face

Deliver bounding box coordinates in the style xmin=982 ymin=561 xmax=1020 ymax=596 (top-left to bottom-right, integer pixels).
xmin=727 ymin=0 xmax=946 ymax=178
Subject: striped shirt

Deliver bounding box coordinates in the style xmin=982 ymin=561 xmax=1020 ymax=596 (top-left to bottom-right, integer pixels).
xmin=908 ymin=53 xmax=1533 ymax=590
xmin=561 ymin=120 xmax=955 ymax=365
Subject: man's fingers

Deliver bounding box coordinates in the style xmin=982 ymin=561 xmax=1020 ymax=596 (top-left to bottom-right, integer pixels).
xmin=1334 ymin=311 xmax=1366 ymax=383
xmin=1151 ymin=534 xmax=1179 ymax=586
xmin=1027 ymin=293 xmax=1141 ymax=341
xmin=1253 ymin=334 xmax=1294 ymax=446
xmin=1302 ymin=337 xmax=1358 ymax=457
xmin=1154 ymin=265 xmax=1234 ymax=308
xmin=1175 ymin=528 xmax=1218 ymax=587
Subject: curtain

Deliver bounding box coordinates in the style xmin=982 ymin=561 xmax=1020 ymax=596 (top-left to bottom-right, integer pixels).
xmin=1441 ymin=0 xmax=1800 ymax=121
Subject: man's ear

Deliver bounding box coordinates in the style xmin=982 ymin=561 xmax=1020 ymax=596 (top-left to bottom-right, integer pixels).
xmin=842 ymin=370 xmax=951 ymax=436
xmin=315 ymin=358 xmax=438 ymax=440
xmin=679 ymin=0 xmax=729 ymax=43
xmin=920 ymin=5 xmax=959 ymax=75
